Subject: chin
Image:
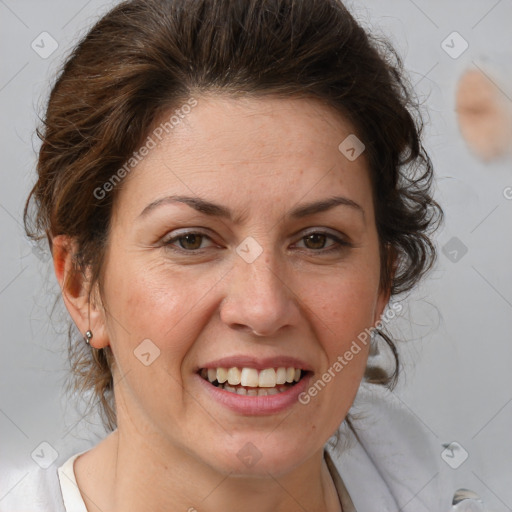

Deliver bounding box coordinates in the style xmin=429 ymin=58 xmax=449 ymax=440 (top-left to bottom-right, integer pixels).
xmin=199 ymin=433 xmax=317 ymax=477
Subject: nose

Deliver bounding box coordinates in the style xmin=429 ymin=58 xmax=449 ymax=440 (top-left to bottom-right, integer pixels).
xmin=220 ymin=250 xmax=301 ymax=337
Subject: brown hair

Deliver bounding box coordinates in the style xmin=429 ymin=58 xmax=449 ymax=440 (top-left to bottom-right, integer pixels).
xmin=24 ymin=0 xmax=443 ymax=431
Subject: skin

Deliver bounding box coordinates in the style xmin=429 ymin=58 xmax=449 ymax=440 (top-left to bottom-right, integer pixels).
xmin=456 ymin=69 xmax=512 ymax=162
xmin=53 ymin=94 xmax=394 ymax=512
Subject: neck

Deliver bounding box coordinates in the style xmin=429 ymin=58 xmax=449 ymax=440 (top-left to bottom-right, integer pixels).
xmin=75 ymin=427 xmax=342 ymax=512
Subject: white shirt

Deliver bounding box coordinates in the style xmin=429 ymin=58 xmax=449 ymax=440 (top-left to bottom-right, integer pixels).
xmin=58 ymin=452 xmax=87 ymax=512
xmin=0 ymin=383 xmax=487 ymax=511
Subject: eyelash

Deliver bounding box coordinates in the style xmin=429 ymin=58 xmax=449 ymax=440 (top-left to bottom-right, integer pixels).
xmin=161 ymin=230 xmax=352 ymax=255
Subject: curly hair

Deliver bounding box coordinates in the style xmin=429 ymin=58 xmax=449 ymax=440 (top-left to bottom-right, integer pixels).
xmin=24 ymin=0 xmax=443 ymax=431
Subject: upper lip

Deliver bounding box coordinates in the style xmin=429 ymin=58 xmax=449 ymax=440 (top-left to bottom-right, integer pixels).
xmin=196 ymin=355 xmax=312 ymax=372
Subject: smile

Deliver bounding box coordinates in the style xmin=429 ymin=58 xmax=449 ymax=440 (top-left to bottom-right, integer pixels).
xmin=199 ymin=367 xmax=305 ymax=396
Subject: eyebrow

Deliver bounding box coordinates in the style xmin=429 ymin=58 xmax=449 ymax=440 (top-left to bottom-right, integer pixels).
xmin=137 ymin=194 xmax=365 ymax=223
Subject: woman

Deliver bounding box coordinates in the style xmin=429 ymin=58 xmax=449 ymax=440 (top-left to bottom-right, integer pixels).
xmin=17 ymin=0 xmax=487 ymax=510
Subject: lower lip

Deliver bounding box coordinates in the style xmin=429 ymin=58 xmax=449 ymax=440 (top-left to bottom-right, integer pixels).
xmin=195 ymin=373 xmax=312 ymax=415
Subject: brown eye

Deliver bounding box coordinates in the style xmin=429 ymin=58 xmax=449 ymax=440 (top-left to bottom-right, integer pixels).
xmin=295 ymin=231 xmax=351 ymax=255
xmin=176 ymin=233 xmax=204 ymax=250
xmin=163 ymin=231 xmax=214 ymax=252
xmin=303 ymin=233 xmax=329 ymax=250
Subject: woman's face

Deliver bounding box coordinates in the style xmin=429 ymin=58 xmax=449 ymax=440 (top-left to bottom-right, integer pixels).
xmin=94 ymin=94 xmax=390 ymax=475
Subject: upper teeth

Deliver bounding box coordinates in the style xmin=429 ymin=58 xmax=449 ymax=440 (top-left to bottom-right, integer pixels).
xmin=203 ymin=367 xmax=302 ymax=387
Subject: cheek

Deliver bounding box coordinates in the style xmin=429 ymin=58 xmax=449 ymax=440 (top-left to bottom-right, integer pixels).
xmin=296 ymin=261 xmax=378 ymax=401
xmin=298 ymin=281 xmax=373 ymax=427
xmin=99 ymin=258 xmax=209 ymax=421
xmin=302 ymin=270 xmax=380 ymax=341
xmin=101 ymin=255 xmax=204 ymax=366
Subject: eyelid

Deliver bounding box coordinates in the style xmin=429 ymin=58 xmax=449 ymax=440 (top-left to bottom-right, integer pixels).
xmin=292 ymin=229 xmax=351 ymax=252
xmin=161 ymin=227 xmax=213 ymax=242
xmin=161 ymin=228 xmax=218 ymax=249
xmin=297 ymin=226 xmax=345 ymax=239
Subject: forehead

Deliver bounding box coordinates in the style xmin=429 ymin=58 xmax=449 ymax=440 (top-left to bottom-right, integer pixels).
xmin=113 ymin=94 xmax=373 ymax=223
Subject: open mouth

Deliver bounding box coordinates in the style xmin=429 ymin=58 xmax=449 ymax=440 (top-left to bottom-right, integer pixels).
xmin=198 ymin=367 xmax=308 ymax=396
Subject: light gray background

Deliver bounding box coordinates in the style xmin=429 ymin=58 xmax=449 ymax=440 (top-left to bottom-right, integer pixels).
xmin=1 ymin=0 xmax=511 ymax=509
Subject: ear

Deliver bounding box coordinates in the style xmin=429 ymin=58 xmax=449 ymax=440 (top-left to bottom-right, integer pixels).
xmin=52 ymin=235 xmax=109 ymax=349
xmin=372 ymin=243 xmax=398 ymax=327
xmin=373 ymin=287 xmax=391 ymax=328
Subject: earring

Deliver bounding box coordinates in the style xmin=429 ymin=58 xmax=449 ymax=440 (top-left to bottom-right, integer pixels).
xmin=84 ymin=301 xmax=93 ymax=346
xmin=84 ymin=329 xmax=93 ymax=345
